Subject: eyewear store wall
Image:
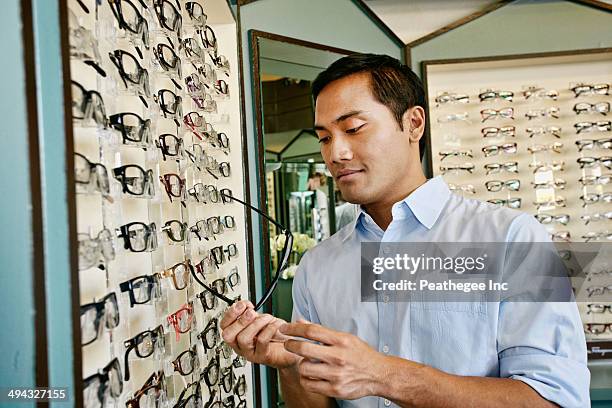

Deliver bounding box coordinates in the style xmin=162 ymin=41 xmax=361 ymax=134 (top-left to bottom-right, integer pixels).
xmin=1 ymin=0 xmax=611 ymax=407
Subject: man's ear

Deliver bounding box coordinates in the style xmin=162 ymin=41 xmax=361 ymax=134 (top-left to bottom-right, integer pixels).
xmin=403 ymin=106 xmax=426 ymax=143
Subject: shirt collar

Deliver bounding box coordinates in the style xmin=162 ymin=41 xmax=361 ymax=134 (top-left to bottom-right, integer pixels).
xmin=340 ymin=176 xmax=451 ymax=242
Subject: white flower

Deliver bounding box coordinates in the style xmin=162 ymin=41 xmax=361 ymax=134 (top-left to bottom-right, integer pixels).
xmin=282 ymin=263 xmax=298 ymax=279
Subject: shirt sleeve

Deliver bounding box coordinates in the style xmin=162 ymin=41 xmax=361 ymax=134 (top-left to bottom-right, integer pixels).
xmin=291 ymin=250 xmax=320 ymax=324
xmin=498 ymin=213 xmax=590 ymax=408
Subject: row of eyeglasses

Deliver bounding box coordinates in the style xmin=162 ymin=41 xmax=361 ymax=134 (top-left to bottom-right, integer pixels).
xmin=434 ymin=83 xmax=610 ymax=106
xmin=437 ymin=108 xmax=610 ymax=124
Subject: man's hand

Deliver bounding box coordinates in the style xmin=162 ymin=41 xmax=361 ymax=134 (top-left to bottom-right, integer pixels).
xmin=280 ymin=320 xmax=388 ymax=400
xmin=220 ymin=300 xmax=299 ymax=369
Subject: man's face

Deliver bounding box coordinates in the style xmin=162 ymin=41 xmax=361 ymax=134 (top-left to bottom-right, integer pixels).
xmin=314 ymin=73 xmax=416 ymax=205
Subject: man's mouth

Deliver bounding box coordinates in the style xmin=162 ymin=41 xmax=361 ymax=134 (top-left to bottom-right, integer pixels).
xmin=336 ymin=169 xmax=364 ymax=181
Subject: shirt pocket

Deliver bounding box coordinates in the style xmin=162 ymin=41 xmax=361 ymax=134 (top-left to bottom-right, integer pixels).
xmin=410 ymin=300 xmax=493 ymax=376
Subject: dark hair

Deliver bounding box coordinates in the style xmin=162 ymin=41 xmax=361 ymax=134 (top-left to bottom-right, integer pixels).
xmin=312 ymin=53 xmax=427 ymax=159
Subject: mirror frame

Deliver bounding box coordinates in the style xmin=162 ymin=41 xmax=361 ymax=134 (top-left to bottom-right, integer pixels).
xmin=249 ymin=29 xmax=355 ymax=407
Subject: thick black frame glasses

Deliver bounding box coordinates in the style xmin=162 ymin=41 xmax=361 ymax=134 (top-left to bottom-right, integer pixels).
xmin=172 ymin=345 xmax=199 ymax=376
xmin=109 ymin=49 xmax=151 ymax=107
xmin=71 ymin=81 xmax=108 ymax=127
xmin=83 ymin=358 xmax=123 ymax=408
xmin=156 ymin=133 xmax=183 ymax=161
xmin=112 ymin=164 xmax=154 ymax=197
xmin=80 ymin=292 xmax=120 ymax=346
xmin=190 ymin=192 xmax=293 ymax=311
xmin=107 ymin=0 xmax=149 ymax=52
xmin=161 ymin=219 xmax=188 ymax=243
xmin=153 ymin=88 xmax=183 ymax=127
xmin=109 ymin=112 xmax=152 ymax=146
xmin=197 ymin=318 xmax=220 ymax=350
xmin=185 ymin=1 xmax=207 ymax=26
xmin=123 ymin=325 xmax=164 ymax=381
xmin=153 ymin=39 xmax=182 ymax=90
xmin=119 ymin=273 xmax=162 ymax=307
xmin=74 ymin=152 xmax=111 ymax=198
xmin=116 ymin=221 xmax=158 ymax=252
xmin=153 ymin=0 xmax=182 ymax=36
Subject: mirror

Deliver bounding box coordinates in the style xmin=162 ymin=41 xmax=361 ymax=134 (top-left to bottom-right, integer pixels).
xmin=250 ymin=31 xmax=356 ymax=405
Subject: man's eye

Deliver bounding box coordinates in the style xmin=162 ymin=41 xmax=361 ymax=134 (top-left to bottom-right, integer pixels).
xmin=318 ymin=136 xmax=330 ymax=144
xmin=346 ymin=124 xmax=365 ymax=134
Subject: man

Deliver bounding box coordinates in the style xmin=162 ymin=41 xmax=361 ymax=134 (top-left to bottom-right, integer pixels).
xmin=221 ymin=54 xmax=589 ymax=407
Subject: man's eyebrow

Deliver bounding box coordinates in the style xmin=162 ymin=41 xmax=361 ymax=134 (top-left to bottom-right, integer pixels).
xmin=314 ymin=110 xmax=365 ymax=131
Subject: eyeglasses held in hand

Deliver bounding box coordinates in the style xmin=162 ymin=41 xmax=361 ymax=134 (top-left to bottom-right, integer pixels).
xmin=78 ymin=228 xmax=115 ymax=271
xmin=80 ymin=292 xmax=119 ymax=346
xmin=190 ymin=191 xmax=293 ymax=311
xmin=71 ymin=81 xmax=108 ymax=127
xmin=526 ymin=126 xmax=561 ymax=138
xmin=116 ymin=221 xmax=158 ymax=252
xmin=125 ymin=369 xmax=166 ymax=407
xmin=535 ymin=213 xmax=569 ymax=225
xmin=83 ymin=358 xmax=123 ymax=408
xmin=109 ymin=112 xmax=152 ymax=147
xmin=112 ymin=164 xmax=155 ymax=197
xmin=123 ymin=326 xmax=165 ymax=381
xmin=487 ymin=197 xmax=521 ymax=209
xmin=119 ymin=273 xmax=162 ymax=307
xmin=483 ymin=161 xmax=518 ymax=175
xmin=482 ymin=143 xmax=517 ymax=157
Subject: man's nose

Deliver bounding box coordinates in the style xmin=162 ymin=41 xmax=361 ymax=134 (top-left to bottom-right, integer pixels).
xmin=330 ymin=135 xmax=353 ymax=162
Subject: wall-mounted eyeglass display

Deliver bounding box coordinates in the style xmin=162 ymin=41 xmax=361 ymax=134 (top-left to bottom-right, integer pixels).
xmin=80 ymin=292 xmax=120 ymax=346
xmin=78 ymin=228 xmax=115 ymax=271
xmin=123 ymin=325 xmax=165 ymax=381
xmin=83 ymin=358 xmax=123 ymax=408
xmin=112 ymin=164 xmax=155 ymax=197
xmin=119 ymin=274 xmax=162 ymax=307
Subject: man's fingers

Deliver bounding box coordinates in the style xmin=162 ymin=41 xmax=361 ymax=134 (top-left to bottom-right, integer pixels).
xmin=221 ymin=306 xmax=258 ymax=345
xmin=283 ymin=338 xmax=335 ymax=364
xmin=255 ymin=319 xmax=285 ymax=354
xmin=235 ymin=313 xmax=275 ymax=351
xmin=298 ymin=377 xmax=334 ymax=396
xmin=297 ymin=359 xmax=332 ymax=380
xmin=279 ymin=322 xmax=339 ymax=345
xmin=220 ymin=300 xmax=254 ymax=330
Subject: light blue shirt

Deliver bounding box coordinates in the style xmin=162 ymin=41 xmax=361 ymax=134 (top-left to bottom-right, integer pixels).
xmin=292 ymin=176 xmax=589 ymax=408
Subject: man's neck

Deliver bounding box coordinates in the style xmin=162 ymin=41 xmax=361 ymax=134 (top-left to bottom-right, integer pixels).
xmin=363 ymin=173 xmax=427 ymax=230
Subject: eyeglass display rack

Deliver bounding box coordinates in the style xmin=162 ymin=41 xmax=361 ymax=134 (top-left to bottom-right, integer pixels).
xmin=422 ymin=48 xmax=612 ymax=358
xmin=69 ymin=0 xmax=255 ymax=406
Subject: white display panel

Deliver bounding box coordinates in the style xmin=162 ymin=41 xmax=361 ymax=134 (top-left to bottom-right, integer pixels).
xmin=69 ymin=0 xmax=255 ymax=406
xmin=424 ymin=50 xmax=612 ymax=348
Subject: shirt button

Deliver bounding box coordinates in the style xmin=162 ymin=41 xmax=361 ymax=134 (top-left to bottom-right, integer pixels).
xmin=382 ymin=345 xmax=389 ymax=353
xmin=384 ymin=399 xmax=391 ymax=406
xmin=383 ymin=295 xmax=390 ymax=303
